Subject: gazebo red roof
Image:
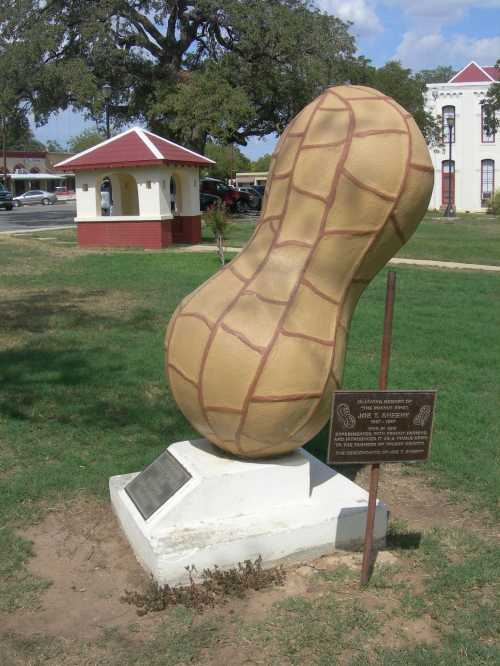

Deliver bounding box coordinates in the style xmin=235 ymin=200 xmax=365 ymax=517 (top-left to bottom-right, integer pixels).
xmin=54 ymin=128 xmax=215 ymax=171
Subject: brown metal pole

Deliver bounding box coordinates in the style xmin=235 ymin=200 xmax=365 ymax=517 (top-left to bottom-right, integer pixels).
xmin=2 ymin=115 xmax=7 ymax=189
xmin=360 ymin=270 xmax=397 ymax=586
xmin=378 ymin=271 xmax=397 ymax=392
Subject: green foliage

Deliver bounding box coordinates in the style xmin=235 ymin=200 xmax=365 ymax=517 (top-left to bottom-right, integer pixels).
xmin=482 ymin=58 xmax=500 ymax=136
xmin=251 ymin=153 xmax=272 ymax=172
xmin=149 ymin=63 xmax=256 ymax=152
xmin=45 ymin=139 xmax=66 ymax=152
xmin=7 ymin=0 xmax=357 ymax=152
xmin=331 ymin=59 xmax=442 ymax=145
xmin=487 ymin=189 xmax=500 ymax=215
xmin=67 ymin=128 xmax=106 ymax=154
xmin=204 ymin=202 xmax=230 ymax=241
xmin=0 ymin=34 xmax=46 ymax=156
xmin=417 ymin=65 xmax=456 ymax=83
xmin=204 ymin=201 xmax=230 ymax=264
xmin=3 ymin=2 xmax=443 ymax=154
xmin=204 ymin=141 xmax=251 ymax=180
xmin=371 ymin=61 xmax=441 ymax=146
xmin=0 ymin=0 xmax=89 ymax=152
xmin=0 ymin=111 xmax=46 ymax=151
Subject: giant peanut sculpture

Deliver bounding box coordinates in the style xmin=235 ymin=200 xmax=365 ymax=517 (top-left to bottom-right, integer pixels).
xmin=165 ymin=85 xmax=433 ymax=458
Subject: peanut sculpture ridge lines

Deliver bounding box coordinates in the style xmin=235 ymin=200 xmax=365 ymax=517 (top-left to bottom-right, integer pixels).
xmin=165 ymin=85 xmax=434 ymax=458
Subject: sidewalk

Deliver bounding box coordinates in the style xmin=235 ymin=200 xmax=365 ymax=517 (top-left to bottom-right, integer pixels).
xmin=0 ymin=225 xmax=75 ymax=235
xmin=389 ymin=257 xmax=500 ymax=273
xmin=175 ymin=244 xmax=500 ymax=273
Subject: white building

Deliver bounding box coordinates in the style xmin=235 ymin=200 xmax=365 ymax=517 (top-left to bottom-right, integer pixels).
xmin=426 ymin=61 xmax=500 ymax=212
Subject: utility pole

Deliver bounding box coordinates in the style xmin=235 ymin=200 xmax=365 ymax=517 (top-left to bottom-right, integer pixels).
xmin=1 ymin=114 xmax=7 ymax=190
xmin=230 ymin=143 xmax=235 ymax=186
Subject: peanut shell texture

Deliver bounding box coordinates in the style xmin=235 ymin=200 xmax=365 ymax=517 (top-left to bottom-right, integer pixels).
xmin=165 ymin=85 xmax=434 ymax=458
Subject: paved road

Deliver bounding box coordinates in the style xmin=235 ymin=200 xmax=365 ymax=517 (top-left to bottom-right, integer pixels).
xmin=0 ymin=201 xmax=76 ymax=232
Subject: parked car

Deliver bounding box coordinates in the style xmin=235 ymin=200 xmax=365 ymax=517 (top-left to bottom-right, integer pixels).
xmin=237 ymin=186 xmax=262 ymax=210
xmin=200 ymin=192 xmax=221 ymax=211
xmin=252 ymin=185 xmax=266 ymax=197
xmin=0 ymin=186 xmax=13 ymax=210
xmin=200 ymin=178 xmax=252 ymax=213
xmin=13 ymin=190 xmax=57 ymax=207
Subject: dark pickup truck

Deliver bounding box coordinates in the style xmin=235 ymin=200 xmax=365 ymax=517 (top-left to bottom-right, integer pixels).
xmin=0 ymin=187 xmax=13 ymax=210
xmin=200 ymin=178 xmax=252 ymax=213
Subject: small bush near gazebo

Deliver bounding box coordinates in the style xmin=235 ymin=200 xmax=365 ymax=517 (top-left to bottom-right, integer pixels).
xmin=486 ymin=189 xmax=500 ymax=215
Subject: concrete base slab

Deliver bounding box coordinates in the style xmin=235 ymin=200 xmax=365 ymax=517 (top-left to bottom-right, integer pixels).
xmin=110 ymin=439 xmax=388 ymax=585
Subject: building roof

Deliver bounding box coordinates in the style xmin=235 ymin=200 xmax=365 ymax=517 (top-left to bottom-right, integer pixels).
xmin=4 ymin=150 xmax=47 ymax=159
xmin=449 ymin=61 xmax=500 ymax=84
xmin=10 ymin=173 xmax=73 ymax=180
xmin=483 ymin=66 xmax=500 ymax=81
xmin=54 ymin=128 xmax=215 ymax=171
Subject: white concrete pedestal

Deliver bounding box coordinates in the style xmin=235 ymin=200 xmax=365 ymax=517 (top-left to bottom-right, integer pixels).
xmin=110 ymin=439 xmax=388 ymax=585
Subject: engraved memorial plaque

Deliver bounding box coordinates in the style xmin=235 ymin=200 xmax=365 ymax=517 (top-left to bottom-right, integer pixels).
xmin=125 ymin=449 xmax=191 ymax=520
xmin=328 ymin=390 xmax=436 ymax=465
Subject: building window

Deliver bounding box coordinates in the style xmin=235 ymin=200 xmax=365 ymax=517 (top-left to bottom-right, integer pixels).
xmin=481 ymin=159 xmax=494 ymax=207
xmin=481 ymin=105 xmax=495 ymax=143
xmin=442 ymin=160 xmax=455 ymax=206
xmin=442 ymin=106 xmax=455 ymax=143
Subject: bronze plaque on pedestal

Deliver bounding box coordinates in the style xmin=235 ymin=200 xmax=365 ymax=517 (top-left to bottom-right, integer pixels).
xmin=328 ymin=390 xmax=436 ymax=465
xmin=125 ymin=449 xmax=192 ymax=520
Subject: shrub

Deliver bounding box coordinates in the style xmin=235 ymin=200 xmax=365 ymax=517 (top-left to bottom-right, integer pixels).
xmin=486 ymin=189 xmax=500 ymax=215
xmin=203 ymin=202 xmax=230 ymax=265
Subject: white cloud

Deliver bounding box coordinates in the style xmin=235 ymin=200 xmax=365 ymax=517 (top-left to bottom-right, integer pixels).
xmin=394 ymin=30 xmax=500 ymax=70
xmin=316 ymin=1 xmax=383 ymax=37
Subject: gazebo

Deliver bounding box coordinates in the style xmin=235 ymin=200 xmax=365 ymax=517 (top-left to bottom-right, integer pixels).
xmin=54 ymin=128 xmax=215 ymax=249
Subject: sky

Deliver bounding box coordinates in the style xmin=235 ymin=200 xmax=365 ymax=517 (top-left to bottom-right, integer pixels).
xmin=34 ymin=0 xmax=500 ymax=160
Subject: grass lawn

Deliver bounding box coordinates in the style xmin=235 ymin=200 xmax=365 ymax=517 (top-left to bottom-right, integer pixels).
xmin=36 ymin=211 xmax=500 ymax=266
xmin=200 ymin=212 xmax=500 ymax=265
xmin=0 ymin=233 xmax=499 ymax=664
xmin=398 ymin=212 xmax=500 ymax=266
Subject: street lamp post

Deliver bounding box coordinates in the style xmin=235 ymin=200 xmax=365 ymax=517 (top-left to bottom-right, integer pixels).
xmin=444 ymin=116 xmax=455 ymax=218
xmin=102 ymin=84 xmax=112 ymax=139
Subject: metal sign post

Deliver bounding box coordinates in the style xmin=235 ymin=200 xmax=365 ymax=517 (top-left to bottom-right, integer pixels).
xmin=360 ymin=270 xmax=396 ymax=586
xmin=328 ymin=272 xmax=437 ymax=586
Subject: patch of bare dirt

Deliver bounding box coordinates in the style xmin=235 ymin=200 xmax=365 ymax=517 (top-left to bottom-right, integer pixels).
xmin=356 ymin=463 xmax=498 ymax=540
xmin=0 ymin=464 xmax=494 ymax=658
xmin=0 ymin=498 xmax=160 ymax=641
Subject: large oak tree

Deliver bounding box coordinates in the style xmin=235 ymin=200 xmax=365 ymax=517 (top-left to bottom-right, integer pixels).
xmin=4 ymin=1 xmax=441 ymax=154
xmin=8 ymin=0 xmax=359 ymax=152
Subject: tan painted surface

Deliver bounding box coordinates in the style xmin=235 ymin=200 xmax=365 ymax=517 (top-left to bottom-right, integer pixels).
xmin=165 ymin=85 xmax=434 ymax=458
